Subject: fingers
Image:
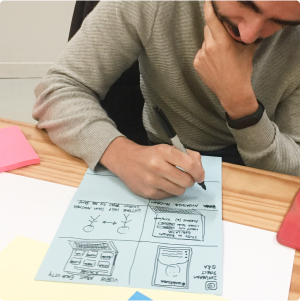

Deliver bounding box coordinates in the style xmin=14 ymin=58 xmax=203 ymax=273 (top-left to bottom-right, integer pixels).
xmin=133 ymin=167 xmax=188 ymax=199
xmin=135 ymin=184 xmax=173 ymax=200
xmin=204 ymin=0 xmax=227 ymax=41
xmin=186 ymin=149 xmax=206 ymax=183
xmin=146 ymin=189 xmax=173 ymax=200
xmin=203 ymin=25 xmax=212 ymax=42
xmin=114 ymin=142 xmax=205 ymax=200
xmin=164 ymin=146 xmax=205 ymax=184
xmin=146 ymin=145 xmax=196 ymax=189
xmin=163 ymin=162 xmax=195 ymax=189
xmin=146 ymin=176 xmax=188 ymax=198
xmin=140 ymin=157 xmax=203 ymax=200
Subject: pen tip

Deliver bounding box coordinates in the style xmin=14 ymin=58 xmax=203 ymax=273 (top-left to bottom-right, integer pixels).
xmin=199 ymin=182 xmax=206 ymax=190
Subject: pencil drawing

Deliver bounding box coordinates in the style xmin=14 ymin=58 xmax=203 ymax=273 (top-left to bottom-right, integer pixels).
xmin=83 ymin=215 xmax=100 ymax=232
xmin=152 ymin=246 xmax=192 ymax=289
xmin=117 ymin=214 xmax=132 ymax=234
xmin=64 ymin=240 xmax=118 ymax=276
xmin=150 ymin=207 xmax=205 ymax=241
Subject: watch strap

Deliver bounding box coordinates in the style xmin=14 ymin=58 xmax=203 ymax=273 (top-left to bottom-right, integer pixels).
xmin=226 ymin=100 xmax=265 ymax=130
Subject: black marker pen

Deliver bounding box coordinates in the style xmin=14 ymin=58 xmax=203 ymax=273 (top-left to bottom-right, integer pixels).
xmin=153 ymin=105 xmax=206 ymax=190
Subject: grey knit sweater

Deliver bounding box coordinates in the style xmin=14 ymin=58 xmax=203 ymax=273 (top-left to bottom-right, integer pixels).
xmin=33 ymin=1 xmax=300 ymax=177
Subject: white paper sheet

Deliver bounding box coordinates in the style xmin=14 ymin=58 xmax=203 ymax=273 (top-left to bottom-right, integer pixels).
xmin=0 ymin=172 xmax=76 ymax=252
xmin=0 ymin=172 xmax=295 ymax=300
xmin=222 ymin=222 xmax=295 ymax=300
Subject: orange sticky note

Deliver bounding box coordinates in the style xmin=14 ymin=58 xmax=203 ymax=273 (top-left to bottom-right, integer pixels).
xmin=0 ymin=126 xmax=40 ymax=172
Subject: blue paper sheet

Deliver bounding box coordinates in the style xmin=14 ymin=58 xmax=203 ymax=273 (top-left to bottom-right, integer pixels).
xmin=36 ymin=156 xmax=223 ymax=295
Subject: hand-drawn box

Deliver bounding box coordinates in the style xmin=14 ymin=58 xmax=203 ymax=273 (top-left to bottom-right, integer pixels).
xmin=152 ymin=246 xmax=192 ymax=289
xmin=64 ymin=240 xmax=118 ymax=276
xmin=150 ymin=207 xmax=205 ymax=241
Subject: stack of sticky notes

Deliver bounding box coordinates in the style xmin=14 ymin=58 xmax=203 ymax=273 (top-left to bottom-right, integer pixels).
xmin=0 ymin=126 xmax=40 ymax=172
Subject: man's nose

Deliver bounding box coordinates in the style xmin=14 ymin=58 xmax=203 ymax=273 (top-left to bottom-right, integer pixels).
xmin=238 ymin=20 xmax=264 ymax=44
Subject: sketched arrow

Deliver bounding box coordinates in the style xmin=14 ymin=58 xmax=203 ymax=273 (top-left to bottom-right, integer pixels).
xmin=103 ymin=221 xmax=116 ymax=224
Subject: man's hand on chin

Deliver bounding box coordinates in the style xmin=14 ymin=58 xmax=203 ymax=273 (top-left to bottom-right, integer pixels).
xmin=194 ymin=1 xmax=259 ymax=120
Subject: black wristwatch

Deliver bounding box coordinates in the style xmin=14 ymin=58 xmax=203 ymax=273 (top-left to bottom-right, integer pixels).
xmin=225 ymin=100 xmax=265 ymax=130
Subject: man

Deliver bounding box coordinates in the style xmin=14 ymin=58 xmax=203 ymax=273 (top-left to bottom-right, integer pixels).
xmin=33 ymin=1 xmax=300 ymax=199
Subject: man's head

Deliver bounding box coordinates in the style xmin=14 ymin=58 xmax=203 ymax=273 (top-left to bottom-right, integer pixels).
xmin=211 ymin=1 xmax=300 ymax=45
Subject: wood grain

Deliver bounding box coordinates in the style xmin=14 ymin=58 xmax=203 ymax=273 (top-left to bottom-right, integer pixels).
xmin=1 ymin=118 xmax=300 ymax=300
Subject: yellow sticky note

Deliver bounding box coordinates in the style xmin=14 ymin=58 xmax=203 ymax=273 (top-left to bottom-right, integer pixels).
xmin=0 ymin=236 xmax=227 ymax=300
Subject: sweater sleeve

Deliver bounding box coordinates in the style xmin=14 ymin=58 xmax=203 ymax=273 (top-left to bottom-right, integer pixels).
xmin=32 ymin=1 xmax=158 ymax=170
xmin=229 ymin=85 xmax=300 ymax=177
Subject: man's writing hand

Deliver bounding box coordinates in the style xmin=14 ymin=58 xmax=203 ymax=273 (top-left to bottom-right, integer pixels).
xmin=194 ymin=1 xmax=259 ymax=119
xmin=100 ymin=137 xmax=205 ymax=199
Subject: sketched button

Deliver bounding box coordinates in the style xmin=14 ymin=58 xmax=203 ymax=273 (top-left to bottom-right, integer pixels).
xmin=205 ymin=281 xmax=217 ymax=290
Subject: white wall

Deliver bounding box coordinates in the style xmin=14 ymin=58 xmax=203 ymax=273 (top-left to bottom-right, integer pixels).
xmin=0 ymin=1 xmax=76 ymax=78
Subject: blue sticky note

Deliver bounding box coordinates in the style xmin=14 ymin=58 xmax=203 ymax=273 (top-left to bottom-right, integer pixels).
xmin=129 ymin=291 xmax=152 ymax=300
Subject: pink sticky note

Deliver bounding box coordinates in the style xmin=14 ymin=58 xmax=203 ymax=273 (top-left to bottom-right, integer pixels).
xmin=0 ymin=126 xmax=40 ymax=172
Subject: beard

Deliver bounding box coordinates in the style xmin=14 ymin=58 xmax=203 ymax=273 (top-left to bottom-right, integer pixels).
xmin=211 ymin=1 xmax=263 ymax=45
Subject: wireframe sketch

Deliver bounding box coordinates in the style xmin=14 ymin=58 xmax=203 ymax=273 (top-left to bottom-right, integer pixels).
xmin=152 ymin=246 xmax=192 ymax=289
xmin=102 ymin=220 xmax=117 ymax=225
xmin=83 ymin=215 xmax=100 ymax=232
xmin=64 ymin=240 xmax=118 ymax=276
xmin=150 ymin=207 xmax=205 ymax=241
xmin=205 ymin=281 xmax=218 ymax=290
xmin=117 ymin=214 xmax=131 ymax=234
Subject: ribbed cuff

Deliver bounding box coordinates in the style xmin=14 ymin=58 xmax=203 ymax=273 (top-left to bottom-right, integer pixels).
xmin=228 ymin=111 xmax=276 ymax=154
xmin=77 ymin=122 xmax=125 ymax=171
